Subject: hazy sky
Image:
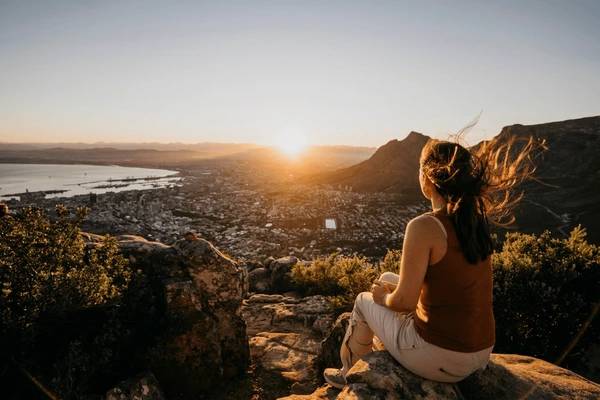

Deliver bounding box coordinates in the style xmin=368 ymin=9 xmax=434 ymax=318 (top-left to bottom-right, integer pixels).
xmin=1 ymin=0 xmax=598 ymax=147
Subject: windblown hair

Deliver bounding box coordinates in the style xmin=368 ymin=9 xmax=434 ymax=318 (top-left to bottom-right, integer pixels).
xmin=420 ymin=118 xmax=544 ymax=264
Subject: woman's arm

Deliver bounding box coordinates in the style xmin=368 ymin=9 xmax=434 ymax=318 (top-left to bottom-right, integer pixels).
xmin=372 ymin=215 xmax=436 ymax=312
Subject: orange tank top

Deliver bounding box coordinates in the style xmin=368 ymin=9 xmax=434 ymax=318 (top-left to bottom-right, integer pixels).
xmin=413 ymin=211 xmax=495 ymax=353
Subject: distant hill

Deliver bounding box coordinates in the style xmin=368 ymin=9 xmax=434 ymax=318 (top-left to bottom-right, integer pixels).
xmin=0 ymin=147 xmax=203 ymax=165
xmin=309 ymin=131 xmax=429 ymax=197
xmin=0 ymin=141 xmax=261 ymax=152
xmin=0 ymin=143 xmax=376 ymax=173
xmin=0 ymin=142 xmax=263 ymax=165
xmin=220 ymin=145 xmax=377 ymax=174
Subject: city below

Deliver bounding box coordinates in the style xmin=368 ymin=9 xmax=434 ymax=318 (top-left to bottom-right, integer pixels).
xmin=1 ymin=155 xmax=428 ymax=263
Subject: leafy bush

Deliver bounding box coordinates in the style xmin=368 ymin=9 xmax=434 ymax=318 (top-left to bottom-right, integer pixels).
xmin=0 ymin=206 xmax=130 ymax=335
xmin=492 ymin=226 xmax=600 ymax=372
xmin=0 ymin=206 xmax=138 ymax=398
xmin=379 ymin=249 xmax=402 ymax=274
xmin=292 ymin=253 xmax=386 ymax=314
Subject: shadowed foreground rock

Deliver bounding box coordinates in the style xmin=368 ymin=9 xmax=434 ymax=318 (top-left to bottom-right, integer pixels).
xmin=248 ymin=256 xmax=299 ymax=294
xmin=315 ymin=312 xmax=351 ymax=376
xmin=83 ymin=233 xmax=250 ymax=398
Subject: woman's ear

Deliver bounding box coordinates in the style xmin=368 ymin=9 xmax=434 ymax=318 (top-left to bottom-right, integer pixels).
xmin=420 ymin=174 xmax=433 ymax=199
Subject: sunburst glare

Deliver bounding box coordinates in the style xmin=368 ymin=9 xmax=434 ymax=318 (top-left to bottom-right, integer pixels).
xmin=275 ymin=127 xmax=309 ymax=157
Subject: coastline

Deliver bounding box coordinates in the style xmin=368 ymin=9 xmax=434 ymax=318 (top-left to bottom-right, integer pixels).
xmin=0 ymin=163 xmax=181 ymax=201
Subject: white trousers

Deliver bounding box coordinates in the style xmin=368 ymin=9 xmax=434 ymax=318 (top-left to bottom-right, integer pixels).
xmin=340 ymin=272 xmax=493 ymax=383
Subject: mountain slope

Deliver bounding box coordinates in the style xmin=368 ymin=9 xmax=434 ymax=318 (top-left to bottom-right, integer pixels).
xmin=312 ymin=131 xmax=430 ymax=196
xmin=490 ymin=116 xmax=600 ymax=243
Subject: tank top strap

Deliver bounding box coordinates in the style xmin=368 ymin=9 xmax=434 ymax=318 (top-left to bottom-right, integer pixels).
xmin=423 ymin=212 xmax=448 ymax=239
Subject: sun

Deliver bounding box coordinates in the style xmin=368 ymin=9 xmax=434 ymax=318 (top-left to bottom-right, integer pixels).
xmin=275 ymin=127 xmax=309 ymax=156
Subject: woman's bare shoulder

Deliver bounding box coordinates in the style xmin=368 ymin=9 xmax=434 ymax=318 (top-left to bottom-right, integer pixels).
xmin=407 ymin=214 xmax=435 ymax=227
xmin=406 ymin=214 xmax=445 ymax=237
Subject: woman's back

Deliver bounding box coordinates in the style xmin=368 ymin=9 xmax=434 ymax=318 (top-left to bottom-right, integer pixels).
xmin=414 ymin=211 xmax=495 ymax=353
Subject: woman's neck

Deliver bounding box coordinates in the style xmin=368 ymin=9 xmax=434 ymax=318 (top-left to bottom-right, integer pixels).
xmin=430 ymin=193 xmax=447 ymax=214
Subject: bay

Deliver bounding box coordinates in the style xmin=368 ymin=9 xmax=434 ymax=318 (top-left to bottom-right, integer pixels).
xmin=0 ymin=163 xmax=180 ymax=200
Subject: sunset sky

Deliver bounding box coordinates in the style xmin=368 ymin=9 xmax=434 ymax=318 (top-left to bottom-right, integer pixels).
xmin=0 ymin=0 xmax=598 ymax=147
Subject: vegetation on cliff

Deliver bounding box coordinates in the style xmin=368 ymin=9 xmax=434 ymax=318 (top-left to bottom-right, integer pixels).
xmin=493 ymin=226 xmax=600 ymax=378
xmin=291 ymin=249 xmax=402 ymax=313
xmin=0 ymin=206 xmax=157 ymax=398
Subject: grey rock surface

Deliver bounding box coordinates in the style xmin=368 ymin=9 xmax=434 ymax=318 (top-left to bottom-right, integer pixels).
xmin=243 ymin=293 xmax=334 ymax=396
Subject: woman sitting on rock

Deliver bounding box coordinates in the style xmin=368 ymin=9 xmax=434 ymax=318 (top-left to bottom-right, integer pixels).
xmin=324 ymin=129 xmax=540 ymax=388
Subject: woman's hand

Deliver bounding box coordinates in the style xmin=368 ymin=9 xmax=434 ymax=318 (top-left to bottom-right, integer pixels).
xmin=371 ymin=280 xmax=392 ymax=306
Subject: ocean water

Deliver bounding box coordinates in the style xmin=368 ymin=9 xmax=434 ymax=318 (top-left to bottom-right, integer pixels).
xmin=0 ymin=163 xmax=180 ymax=200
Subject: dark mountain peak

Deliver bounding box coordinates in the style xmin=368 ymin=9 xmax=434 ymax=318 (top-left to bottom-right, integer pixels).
xmin=370 ymin=132 xmax=430 ymax=163
xmin=406 ymin=131 xmax=428 ymax=141
xmin=496 ymin=116 xmax=600 ymax=141
xmin=314 ymin=131 xmax=431 ymax=195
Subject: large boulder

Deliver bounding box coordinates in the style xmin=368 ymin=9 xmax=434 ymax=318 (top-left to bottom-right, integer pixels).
xmin=82 ymin=234 xmax=250 ymax=398
xmin=250 ymin=332 xmax=320 ymax=386
xmin=249 ymin=267 xmax=270 ymax=293
xmin=153 ymin=239 xmax=249 ymax=396
xmin=458 ymin=353 xmax=600 ymax=400
xmin=341 ymin=351 xmax=462 ymax=399
xmin=243 ymin=294 xmax=334 ymax=337
xmin=247 ymin=256 xmax=300 ymax=294
xmin=268 ymin=256 xmax=299 ymax=293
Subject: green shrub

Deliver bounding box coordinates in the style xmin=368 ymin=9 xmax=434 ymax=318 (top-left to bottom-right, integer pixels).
xmin=492 ymin=226 xmax=600 ymax=370
xmin=379 ymin=249 xmax=402 ymax=274
xmin=0 ymin=206 xmax=135 ymax=398
xmin=0 ymin=205 xmax=130 ymax=337
xmin=292 ymin=253 xmax=385 ymax=314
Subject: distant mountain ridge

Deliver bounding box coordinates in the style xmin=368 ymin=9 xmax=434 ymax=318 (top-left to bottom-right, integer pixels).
xmin=0 ymin=142 xmax=261 ymax=152
xmin=0 ymin=143 xmax=377 ymax=173
xmin=312 ymin=115 xmax=600 ymax=243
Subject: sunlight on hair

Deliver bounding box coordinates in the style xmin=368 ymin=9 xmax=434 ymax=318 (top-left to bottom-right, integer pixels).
xmin=275 ymin=127 xmax=309 ymax=157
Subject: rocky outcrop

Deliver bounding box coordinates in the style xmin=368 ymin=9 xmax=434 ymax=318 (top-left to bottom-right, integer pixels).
xmin=286 ymin=314 xmax=600 ymax=400
xmin=242 ymin=293 xmax=335 ymax=396
xmin=458 ymin=353 xmax=600 ymax=400
xmin=81 ymin=233 xmax=600 ymax=400
xmin=83 ymin=234 xmax=249 ymax=398
xmin=343 ymin=351 xmax=461 ymax=399
xmin=285 ymin=354 xmax=600 ymax=399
